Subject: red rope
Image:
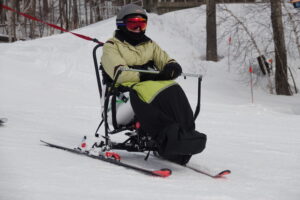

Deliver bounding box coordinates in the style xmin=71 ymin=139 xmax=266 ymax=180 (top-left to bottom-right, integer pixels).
xmin=0 ymin=4 xmax=103 ymax=44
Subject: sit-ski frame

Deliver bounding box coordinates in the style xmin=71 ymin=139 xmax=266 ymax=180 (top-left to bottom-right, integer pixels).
xmin=92 ymin=44 xmax=203 ymax=152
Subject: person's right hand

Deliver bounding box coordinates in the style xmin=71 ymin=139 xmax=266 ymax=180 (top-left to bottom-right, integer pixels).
xmin=158 ymin=62 xmax=182 ymax=80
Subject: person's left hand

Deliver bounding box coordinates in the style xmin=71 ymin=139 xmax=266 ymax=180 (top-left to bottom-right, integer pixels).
xmin=158 ymin=62 xmax=182 ymax=80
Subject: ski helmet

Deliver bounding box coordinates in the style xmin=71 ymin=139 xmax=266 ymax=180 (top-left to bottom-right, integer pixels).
xmin=116 ymin=4 xmax=147 ymax=26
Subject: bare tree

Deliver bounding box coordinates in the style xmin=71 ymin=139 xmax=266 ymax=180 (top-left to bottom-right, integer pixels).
xmin=89 ymin=0 xmax=94 ymax=24
xmin=281 ymin=3 xmax=299 ymax=93
xmin=28 ymin=0 xmax=37 ymax=39
xmin=6 ymin=0 xmax=16 ymax=42
xmin=282 ymin=3 xmax=300 ymax=59
xmin=218 ymin=4 xmax=276 ymax=94
xmin=206 ymin=0 xmax=218 ymax=61
xmin=49 ymin=0 xmax=55 ymax=35
xmin=0 ymin=0 xmax=5 ymax=25
xmin=72 ymin=0 xmax=79 ymax=29
xmin=270 ymin=0 xmax=291 ymax=95
xmin=43 ymin=0 xmax=49 ymax=20
xmin=94 ymin=1 xmax=101 ymax=22
xmin=59 ymin=0 xmax=69 ymax=31
xmin=20 ymin=0 xmax=32 ymax=39
xmin=84 ymin=0 xmax=88 ymax=26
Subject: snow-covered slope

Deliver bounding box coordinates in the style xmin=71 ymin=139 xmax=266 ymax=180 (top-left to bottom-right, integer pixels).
xmin=1 ymin=4 xmax=300 ymax=200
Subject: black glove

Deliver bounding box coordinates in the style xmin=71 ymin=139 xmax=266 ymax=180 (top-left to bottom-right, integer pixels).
xmin=139 ymin=72 xmax=159 ymax=82
xmin=158 ymin=62 xmax=182 ymax=80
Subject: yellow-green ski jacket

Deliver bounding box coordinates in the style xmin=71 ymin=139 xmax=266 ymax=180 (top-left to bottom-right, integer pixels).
xmin=101 ymin=33 xmax=178 ymax=103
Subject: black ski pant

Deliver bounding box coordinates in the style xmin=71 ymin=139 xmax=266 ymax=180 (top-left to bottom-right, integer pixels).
xmin=130 ymin=84 xmax=207 ymax=165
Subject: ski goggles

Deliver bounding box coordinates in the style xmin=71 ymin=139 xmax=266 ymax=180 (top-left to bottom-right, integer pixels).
xmin=125 ymin=17 xmax=147 ymax=31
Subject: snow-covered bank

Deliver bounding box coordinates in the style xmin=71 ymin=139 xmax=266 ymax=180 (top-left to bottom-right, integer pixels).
xmin=1 ymin=4 xmax=300 ymax=200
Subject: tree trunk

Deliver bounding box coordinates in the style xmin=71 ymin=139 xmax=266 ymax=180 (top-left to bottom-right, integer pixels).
xmin=59 ymin=0 xmax=63 ymax=32
xmin=68 ymin=0 xmax=71 ymax=28
xmin=6 ymin=0 xmax=16 ymax=42
xmin=72 ymin=0 xmax=79 ymax=29
xmin=143 ymin=0 xmax=152 ymax=12
xmin=270 ymin=0 xmax=291 ymax=95
xmin=89 ymin=0 xmax=94 ymax=24
xmin=50 ymin=0 xmax=54 ymax=34
xmin=77 ymin=0 xmax=81 ymax=27
xmin=29 ymin=0 xmax=36 ymax=39
xmin=59 ymin=0 xmax=68 ymax=31
xmin=206 ymin=0 xmax=218 ymax=61
xmin=43 ymin=0 xmax=49 ymax=20
xmin=38 ymin=0 xmax=43 ymax=37
xmin=0 ymin=0 xmax=4 ymax=25
xmin=84 ymin=0 xmax=88 ymax=26
xmin=95 ymin=2 xmax=101 ymax=22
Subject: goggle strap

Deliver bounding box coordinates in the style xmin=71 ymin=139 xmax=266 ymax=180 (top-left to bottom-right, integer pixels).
xmin=117 ymin=23 xmax=126 ymax=26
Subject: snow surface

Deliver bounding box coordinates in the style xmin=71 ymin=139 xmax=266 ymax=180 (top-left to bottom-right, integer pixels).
xmin=1 ymin=4 xmax=300 ymax=200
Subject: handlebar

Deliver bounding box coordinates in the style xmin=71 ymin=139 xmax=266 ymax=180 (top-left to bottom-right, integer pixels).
xmin=118 ymin=67 xmax=203 ymax=79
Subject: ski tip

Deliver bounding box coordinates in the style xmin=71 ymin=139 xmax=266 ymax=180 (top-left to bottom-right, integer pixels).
xmin=152 ymin=168 xmax=172 ymax=178
xmin=40 ymin=140 xmax=49 ymax=145
xmin=0 ymin=118 xmax=8 ymax=124
xmin=215 ymin=170 xmax=231 ymax=178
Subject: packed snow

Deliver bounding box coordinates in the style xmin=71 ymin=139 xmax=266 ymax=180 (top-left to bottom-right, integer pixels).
xmin=1 ymin=4 xmax=300 ymax=200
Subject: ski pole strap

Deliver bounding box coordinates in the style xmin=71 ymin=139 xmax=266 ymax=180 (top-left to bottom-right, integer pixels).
xmin=193 ymin=76 xmax=202 ymax=120
xmin=0 ymin=4 xmax=103 ymax=44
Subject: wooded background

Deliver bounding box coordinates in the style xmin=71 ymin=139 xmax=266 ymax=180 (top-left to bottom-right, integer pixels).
xmin=1 ymin=0 xmax=298 ymax=95
xmin=0 ymin=0 xmax=266 ymax=41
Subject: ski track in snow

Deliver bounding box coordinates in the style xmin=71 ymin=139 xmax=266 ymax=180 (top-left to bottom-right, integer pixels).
xmin=1 ymin=4 xmax=300 ymax=200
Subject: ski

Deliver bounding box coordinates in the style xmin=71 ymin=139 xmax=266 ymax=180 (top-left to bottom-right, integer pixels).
xmin=0 ymin=118 xmax=8 ymax=124
xmin=150 ymin=152 xmax=230 ymax=178
xmin=40 ymin=140 xmax=171 ymax=178
xmin=184 ymin=165 xmax=231 ymax=178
